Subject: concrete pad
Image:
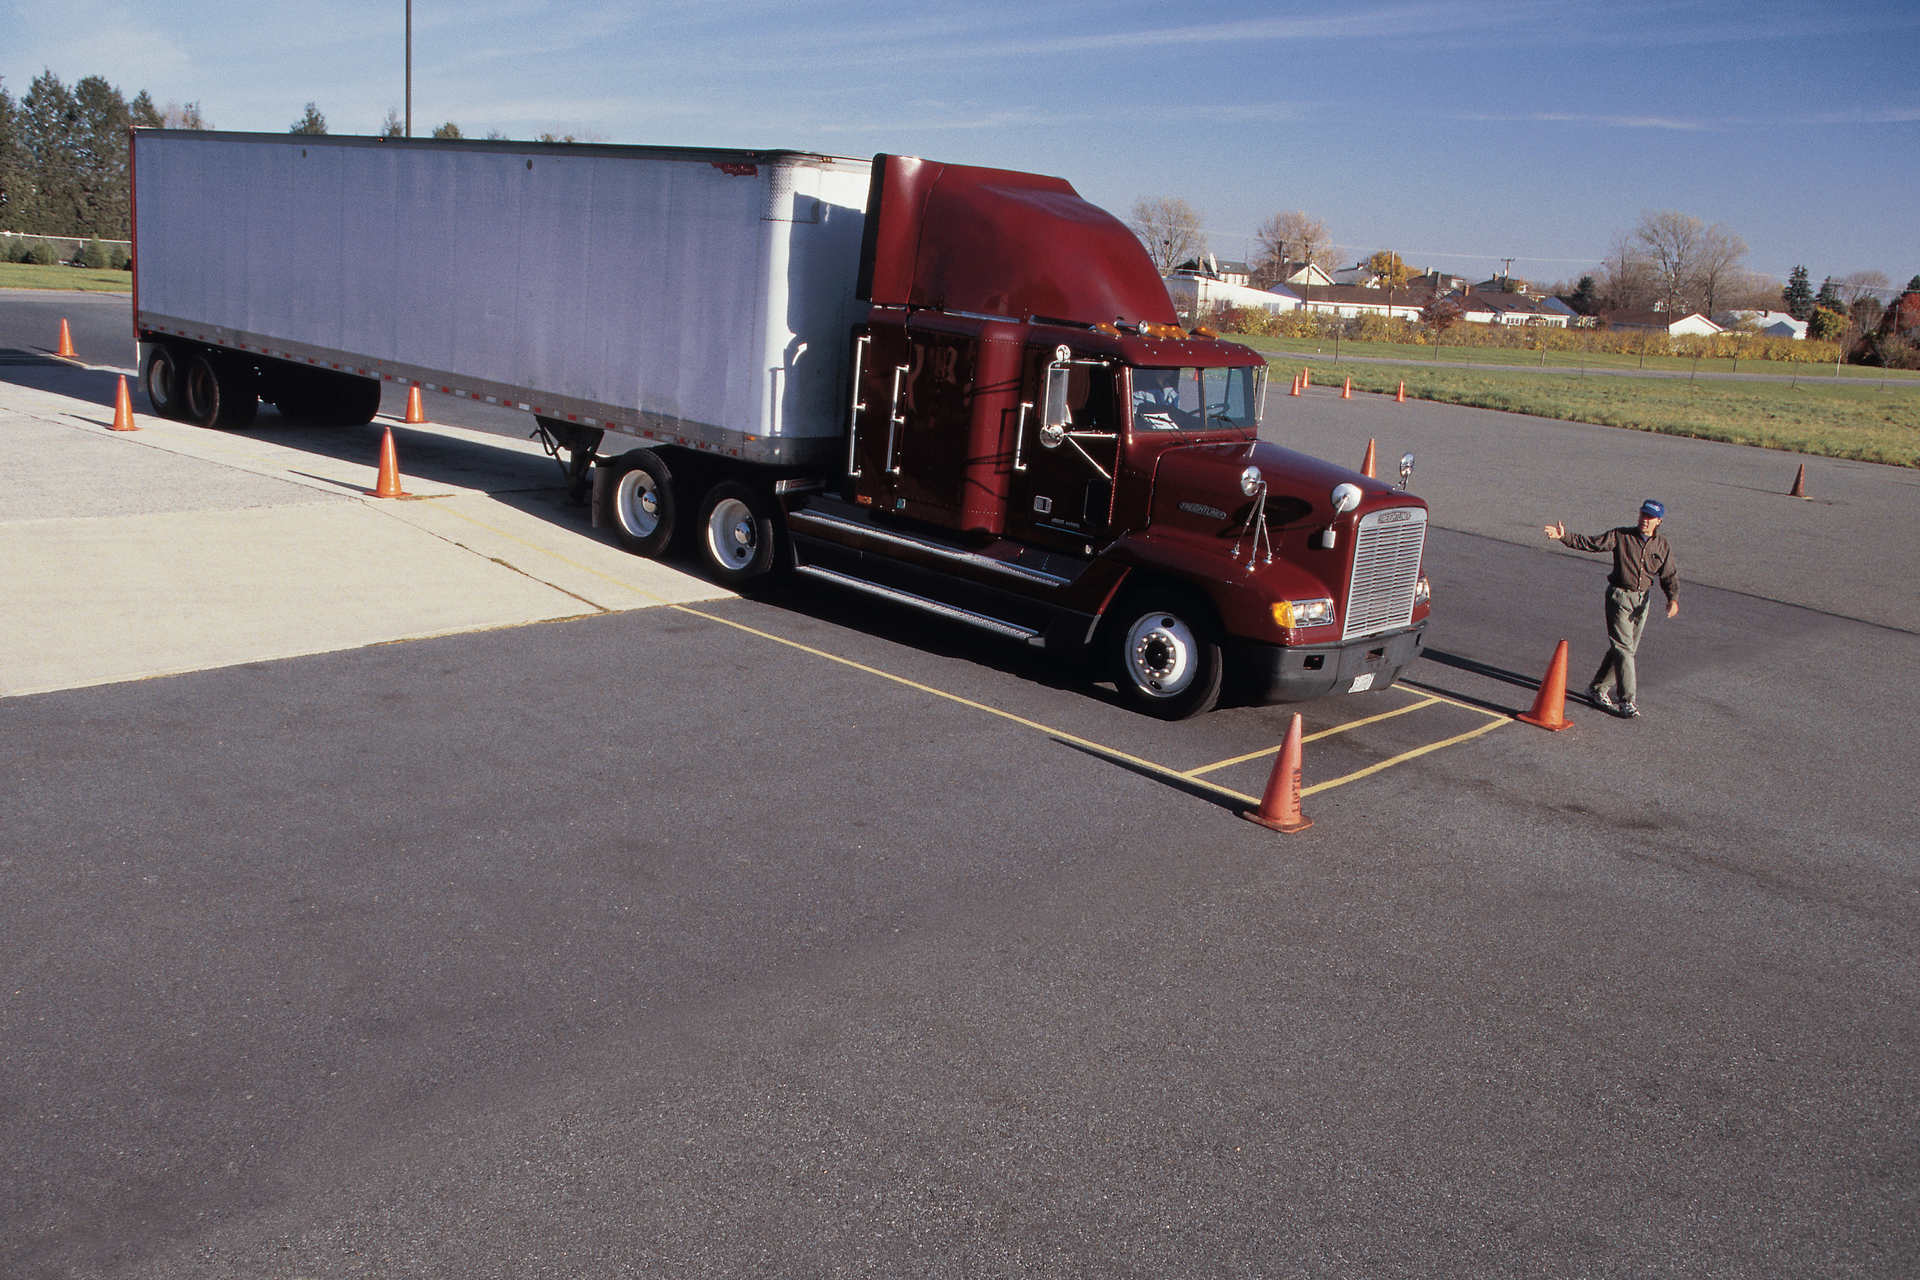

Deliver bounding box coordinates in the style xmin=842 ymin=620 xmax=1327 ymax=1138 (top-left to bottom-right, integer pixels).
xmin=0 ymin=503 xmax=594 ymax=696
xmin=0 ymin=373 xmax=731 ymax=697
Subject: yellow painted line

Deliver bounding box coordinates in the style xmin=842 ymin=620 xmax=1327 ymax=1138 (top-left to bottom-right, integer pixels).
xmin=672 ymin=605 xmax=1264 ymax=808
xmin=1182 ymin=695 xmax=1444 ymax=777
xmin=1300 ymin=715 xmax=1512 ymax=797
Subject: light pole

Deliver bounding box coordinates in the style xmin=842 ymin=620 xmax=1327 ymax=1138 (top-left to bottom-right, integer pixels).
xmin=405 ymin=0 xmax=413 ymax=137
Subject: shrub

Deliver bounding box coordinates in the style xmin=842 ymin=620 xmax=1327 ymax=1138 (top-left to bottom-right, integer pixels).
xmin=24 ymin=239 xmax=56 ymax=266
xmin=79 ymin=237 xmax=109 ymax=269
xmin=111 ymin=247 xmax=132 ymax=270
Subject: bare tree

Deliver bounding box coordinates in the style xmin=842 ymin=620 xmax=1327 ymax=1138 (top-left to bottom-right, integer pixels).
xmin=1252 ymin=209 xmax=1334 ymax=286
xmin=1691 ymin=223 xmax=1748 ymax=317
xmin=1597 ymin=235 xmax=1658 ymax=311
xmin=1837 ymin=269 xmax=1892 ymax=306
xmin=1130 ymin=196 xmax=1206 ymax=273
xmin=1633 ymin=210 xmax=1705 ymax=315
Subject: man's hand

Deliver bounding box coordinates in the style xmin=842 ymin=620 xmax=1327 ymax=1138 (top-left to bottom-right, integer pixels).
xmin=1666 ymin=599 xmax=1680 ymax=618
xmin=1543 ymin=521 xmax=1565 ymax=540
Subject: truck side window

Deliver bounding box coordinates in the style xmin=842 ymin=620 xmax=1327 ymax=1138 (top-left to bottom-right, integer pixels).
xmin=1061 ymin=364 xmax=1116 ymax=429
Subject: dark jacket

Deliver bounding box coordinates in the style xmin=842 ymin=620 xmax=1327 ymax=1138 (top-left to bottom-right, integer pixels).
xmin=1560 ymin=527 xmax=1679 ymax=602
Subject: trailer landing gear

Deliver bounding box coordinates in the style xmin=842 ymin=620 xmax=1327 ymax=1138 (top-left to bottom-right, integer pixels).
xmin=533 ymin=416 xmax=606 ymax=508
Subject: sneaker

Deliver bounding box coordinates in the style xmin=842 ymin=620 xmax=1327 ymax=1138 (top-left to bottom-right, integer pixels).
xmin=1618 ymin=700 xmax=1641 ymax=718
xmin=1588 ymin=685 xmax=1618 ymax=713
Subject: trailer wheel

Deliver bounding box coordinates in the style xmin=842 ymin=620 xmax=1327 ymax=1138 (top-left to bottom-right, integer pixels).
xmin=604 ymin=450 xmax=677 ymax=557
xmin=142 ymin=343 xmax=187 ymax=419
xmin=328 ymin=374 xmax=382 ymax=426
xmin=1104 ymin=591 xmax=1224 ymax=720
xmin=182 ymin=352 xmax=258 ymax=430
xmin=697 ymin=480 xmax=781 ymax=589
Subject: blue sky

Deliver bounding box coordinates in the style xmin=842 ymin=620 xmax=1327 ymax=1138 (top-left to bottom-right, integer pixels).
xmin=6 ymin=0 xmax=1916 ymax=288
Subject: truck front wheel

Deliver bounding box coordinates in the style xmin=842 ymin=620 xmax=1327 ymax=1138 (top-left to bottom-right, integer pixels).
xmin=697 ymin=480 xmax=781 ymax=589
xmin=604 ymin=450 xmax=677 ymax=557
xmin=1105 ymin=592 xmax=1224 ymax=720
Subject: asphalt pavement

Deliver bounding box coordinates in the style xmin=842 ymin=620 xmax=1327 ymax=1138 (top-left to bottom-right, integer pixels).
xmin=3 ymin=290 xmax=1917 ymax=1278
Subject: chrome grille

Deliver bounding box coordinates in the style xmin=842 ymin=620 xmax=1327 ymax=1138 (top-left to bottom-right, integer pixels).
xmin=1343 ymin=507 xmax=1427 ymax=640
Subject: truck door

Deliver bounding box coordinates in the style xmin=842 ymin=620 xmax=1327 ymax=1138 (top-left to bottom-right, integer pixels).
xmin=1009 ymin=346 xmax=1121 ymax=549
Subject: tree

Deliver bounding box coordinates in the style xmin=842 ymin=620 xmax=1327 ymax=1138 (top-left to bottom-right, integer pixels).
xmin=0 ymin=78 xmax=20 ymax=232
xmin=381 ymin=108 xmax=404 ymax=138
xmin=1632 ymin=209 xmax=1706 ymax=314
xmin=1598 ymin=235 xmax=1658 ymax=310
xmin=290 ymin=102 xmax=327 ymax=135
xmin=129 ymin=90 xmax=163 ymax=129
xmin=158 ymin=100 xmax=209 ymax=129
xmin=1814 ymin=276 xmax=1843 ymax=313
xmin=1252 ymin=209 xmax=1334 ymax=286
xmin=1837 ymin=269 xmax=1890 ymax=307
xmin=1808 ymin=307 xmax=1847 ymax=341
xmin=1691 ymin=223 xmax=1747 ymax=316
xmin=1569 ymin=276 xmax=1600 ymax=314
xmin=1904 ymin=274 xmax=1920 ymax=295
xmin=1364 ymin=250 xmax=1410 ymax=288
xmin=430 ymin=121 xmax=463 ymax=139
xmin=1782 ymin=266 xmax=1813 ymax=320
xmin=1421 ymin=294 xmax=1464 ymax=332
xmin=1129 ymin=196 xmax=1206 ymax=272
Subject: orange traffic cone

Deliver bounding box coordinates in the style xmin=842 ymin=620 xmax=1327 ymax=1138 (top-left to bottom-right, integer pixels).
xmin=1788 ymin=463 xmax=1807 ymax=498
xmin=1301 ymin=366 xmax=1310 ymax=388
xmin=57 ymin=318 xmax=75 ymax=358
xmin=366 ymin=425 xmax=411 ymax=498
xmin=1396 ymin=381 xmax=1406 ymax=403
xmin=1360 ymin=438 xmax=1376 ymax=478
xmin=1290 ymin=373 xmax=1302 ymax=396
xmin=405 ymin=384 xmax=427 ymax=424
xmin=1245 ymin=713 xmax=1313 ymax=833
xmin=1516 ymin=640 xmax=1575 ymax=730
xmin=1341 ymin=377 xmax=1352 ymax=399
xmin=109 ymin=375 xmax=138 ymax=431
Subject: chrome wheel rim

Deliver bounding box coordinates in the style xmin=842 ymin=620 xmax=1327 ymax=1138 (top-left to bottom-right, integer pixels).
xmin=614 ymin=469 xmax=660 ymax=538
xmin=1123 ymin=612 xmax=1197 ymax=697
xmin=707 ymin=497 xmax=757 ymax=567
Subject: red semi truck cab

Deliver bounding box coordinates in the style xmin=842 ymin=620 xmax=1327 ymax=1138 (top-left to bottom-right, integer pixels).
xmin=764 ymin=155 xmax=1431 ymax=719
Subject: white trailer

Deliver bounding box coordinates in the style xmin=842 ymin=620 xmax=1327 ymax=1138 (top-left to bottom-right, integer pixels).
xmin=132 ymin=131 xmax=873 ymax=465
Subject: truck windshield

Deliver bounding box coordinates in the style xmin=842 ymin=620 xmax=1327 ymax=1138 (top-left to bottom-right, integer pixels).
xmin=1130 ymin=366 xmax=1262 ymax=433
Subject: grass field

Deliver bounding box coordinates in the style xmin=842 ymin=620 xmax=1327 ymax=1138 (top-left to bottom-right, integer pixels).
xmin=1258 ymin=354 xmax=1920 ymax=468
xmin=0 ymin=262 xmax=134 ymax=292
xmin=1235 ymin=331 xmax=1920 ymax=384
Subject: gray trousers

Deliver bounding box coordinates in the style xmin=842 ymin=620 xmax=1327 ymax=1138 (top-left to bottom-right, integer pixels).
xmin=1591 ymin=586 xmax=1651 ymax=703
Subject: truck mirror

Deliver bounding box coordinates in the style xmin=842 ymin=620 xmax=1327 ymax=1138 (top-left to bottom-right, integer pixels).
xmin=1042 ymin=364 xmax=1071 ymax=432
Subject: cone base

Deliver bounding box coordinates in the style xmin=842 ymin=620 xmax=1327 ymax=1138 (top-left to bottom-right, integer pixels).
xmin=1243 ymin=810 xmax=1312 ymax=833
xmin=1515 ymin=711 xmax=1574 ymax=731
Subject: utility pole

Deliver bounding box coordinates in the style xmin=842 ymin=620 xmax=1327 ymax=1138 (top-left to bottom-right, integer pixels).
xmin=405 ymin=0 xmax=413 ymax=137
xmin=1501 ymin=257 xmax=1515 ymax=289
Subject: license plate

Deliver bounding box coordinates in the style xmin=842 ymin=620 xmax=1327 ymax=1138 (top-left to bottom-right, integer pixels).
xmin=1349 ymin=673 xmax=1375 ymax=692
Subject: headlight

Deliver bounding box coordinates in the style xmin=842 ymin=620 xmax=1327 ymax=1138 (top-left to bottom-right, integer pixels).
xmin=1414 ymin=575 xmax=1432 ymax=605
xmin=1272 ymin=597 xmax=1335 ymax=628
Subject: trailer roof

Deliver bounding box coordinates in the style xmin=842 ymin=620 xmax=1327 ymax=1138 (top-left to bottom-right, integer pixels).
xmin=131 ymin=128 xmax=863 ymax=169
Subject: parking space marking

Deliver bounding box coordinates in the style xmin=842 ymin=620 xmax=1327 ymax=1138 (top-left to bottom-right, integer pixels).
xmin=394 ymin=514 xmax=1524 ymax=814
xmin=1183 ymin=694 xmax=1445 ymax=777
xmin=1300 ymin=715 xmax=1511 ymax=797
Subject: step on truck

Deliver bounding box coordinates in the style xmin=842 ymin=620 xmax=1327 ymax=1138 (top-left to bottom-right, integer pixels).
xmin=131 ymin=130 xmax=1430 ymax=718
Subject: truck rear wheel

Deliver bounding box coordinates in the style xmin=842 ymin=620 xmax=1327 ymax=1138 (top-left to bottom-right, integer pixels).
xmin=697 ymin=480 xmax=781 ymax=589
xmin=604 ymin=450 xmax=677 ymax=557
xmin=142 ymin=343 xmax=187 ymax=419
xmin=182 ymin=352 xmax=258 ymax=430
xmin=1105 ymin=591 xmax=1224 ymax=720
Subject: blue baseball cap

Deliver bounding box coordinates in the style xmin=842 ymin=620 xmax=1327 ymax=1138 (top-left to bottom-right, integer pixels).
xmin=1640 ymin=500 xmax=1665 ymax=519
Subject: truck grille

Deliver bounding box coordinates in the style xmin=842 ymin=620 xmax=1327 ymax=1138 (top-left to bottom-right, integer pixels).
xmin=1343 ymin=507 xmax=1427 ymax=640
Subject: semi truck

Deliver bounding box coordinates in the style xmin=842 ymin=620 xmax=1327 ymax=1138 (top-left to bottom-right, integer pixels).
xmin=130 ymin=130 xmax=1430 ymax=719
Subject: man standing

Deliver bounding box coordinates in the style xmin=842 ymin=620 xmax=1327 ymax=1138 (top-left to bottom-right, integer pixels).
xmin=1543 ymin=500 xmax=1680 ymax=718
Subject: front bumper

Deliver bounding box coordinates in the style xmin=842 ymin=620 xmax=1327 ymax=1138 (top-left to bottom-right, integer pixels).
xmin=1224 ymin=620 xmax=1428 ymax=704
